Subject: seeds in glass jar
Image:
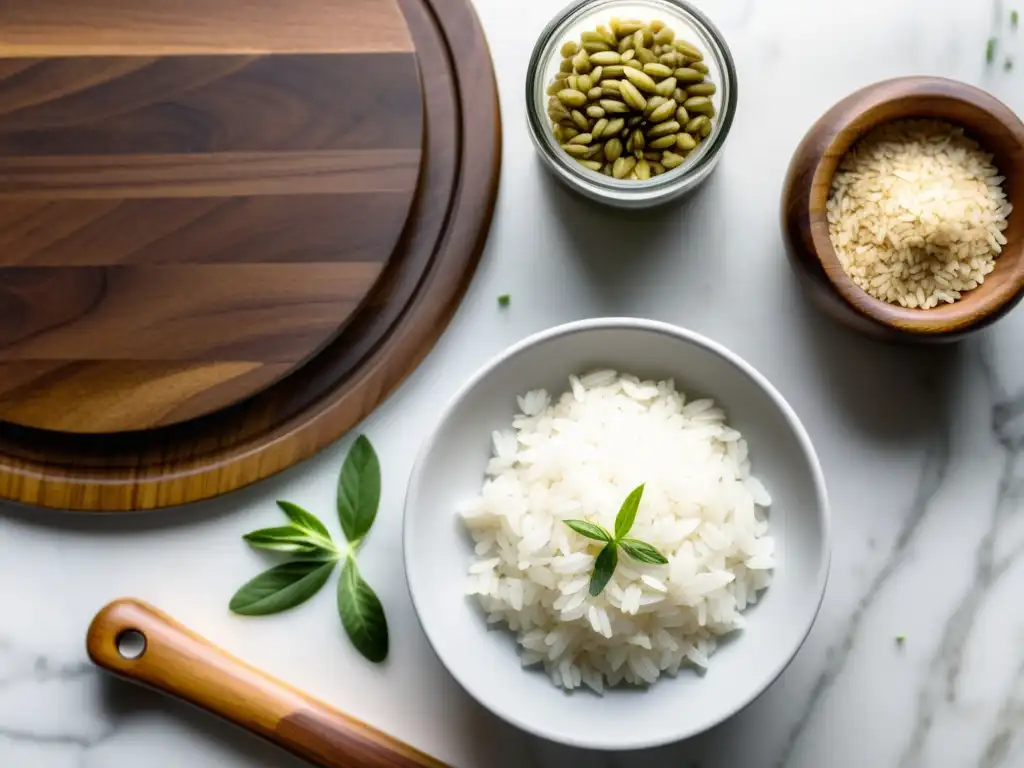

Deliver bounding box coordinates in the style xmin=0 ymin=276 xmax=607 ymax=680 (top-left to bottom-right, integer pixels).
xmin=545 ymin=20 xmax=717 ymax=178
xmin=650 ymin=19 xmax=665 ymax=32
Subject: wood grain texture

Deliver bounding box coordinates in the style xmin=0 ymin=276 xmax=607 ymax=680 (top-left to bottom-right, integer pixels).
xmin=782 ymin=77 xmax=1024 ymax=342
xmin=0 ymin=0 xmax=415 ymax=56
xmin=0 ymin=0 xmax=501 ymax=508
xmin=87 ymin=599 xmax=449 ymax=768
xmin=0 ymin=0 xmax=424 ymax=432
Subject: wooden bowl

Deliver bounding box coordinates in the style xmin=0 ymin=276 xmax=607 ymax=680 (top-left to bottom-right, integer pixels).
xmin=781 ymin=77 xmax=1024 ymax=342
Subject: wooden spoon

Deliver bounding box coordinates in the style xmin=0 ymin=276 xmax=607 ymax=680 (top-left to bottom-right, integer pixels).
xmin=87 ymin=599 xmax=448 ymax=768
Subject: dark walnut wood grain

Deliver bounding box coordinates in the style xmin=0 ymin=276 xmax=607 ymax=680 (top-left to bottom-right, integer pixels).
xmin=0 ymin=0 xmax=501 ymax=509
xmin=782 ymin=77 xmax=1024 ymax=342
xmin=0 ymin=0 xmax=424 ymax=432
xmin=87 ymin=599 xmax=450 ymax=768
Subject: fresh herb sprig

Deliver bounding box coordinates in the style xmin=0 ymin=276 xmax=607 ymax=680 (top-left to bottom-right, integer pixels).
xmin=230 ymin=435 xmax=389 ymax=663
xmin=564 ymin=483 xmax=669 ymax=597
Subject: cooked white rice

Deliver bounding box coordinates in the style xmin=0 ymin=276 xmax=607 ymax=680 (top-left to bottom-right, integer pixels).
xmin=459 ymin=370 xmax=775 ymax=692
xmin=826 ymin=119 xmax=1011 ymax=309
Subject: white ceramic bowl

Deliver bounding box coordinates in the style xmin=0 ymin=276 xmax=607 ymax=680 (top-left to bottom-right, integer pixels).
xmin=404 ymin=319 xmax=830 ymax=750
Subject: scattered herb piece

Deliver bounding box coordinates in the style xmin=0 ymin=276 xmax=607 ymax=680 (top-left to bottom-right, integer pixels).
xmin=230 ymin=435 xmax=390 ymax=663
xmin=895 ymin=634 xmax=906 ymax=644
xmin=497 ymin=294 xmax=510 ymax=306
xmin=564 ymin=483 xmax=669 ymax=597
xmin=1005 ymin=57 xmax=1014 ymax=71
xmin=986 ymin=37 xmax=998 ymax=64
xmin=1012 ymin=10 xmax=1019 ymax=30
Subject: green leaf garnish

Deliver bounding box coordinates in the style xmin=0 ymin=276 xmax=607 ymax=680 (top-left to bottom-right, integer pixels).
xmin=338 ymin=435 xmax=381 ymax=544
xmin=987 ymin=37 xmax=998 ymax=64
xmin=497 ymin=294 xmax=510 ymax=306
xmin=1011 ymin=10 xmax=1019 ymax=29
xmin=566 ymin=483 xmax=669 ymax=598
xmin=338 ymin=558 xmax=389 ymax=663
xmin=619 ymin=538 xmax=670 ymax=565
xmin=564 ymin=520 xmax=613 ymax=542
xmin=232 ymin=435 xmax=389 ymax=663
xmin=229 ymin=561 xmax=335 ymax=616
xmin=613 ymin=483 xmax=645 ymax=540
xmin=243 ymin=525 xmax=335 ymax=555
xmin=589 ymin=544 xmax=618 ymax=597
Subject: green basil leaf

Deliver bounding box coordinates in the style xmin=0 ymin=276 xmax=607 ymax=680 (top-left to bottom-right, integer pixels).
xmin=243 ymin=526 xmax=328 ymax=554
xmin=337 ymin=435 xmax=381 ymax=544
xmin=338 ymin=557 xmax=389 ymax=663
xmin=613 ymin=483 xmax=645 ymax=540
xmin=277 ymin=501 xmax=332 ymax=542
xmin=229 ymin=561 xmax=335 ymax=616
xmin=589 ymin=543 xmax=618 ymax=597
xmin=564 ymin=520 xmax=613 ymax=543
xmin=619 ymin=538 xmax=669 ymax=565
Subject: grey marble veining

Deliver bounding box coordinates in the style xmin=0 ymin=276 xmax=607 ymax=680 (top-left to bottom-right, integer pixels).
xmin=3 ymin=0 xmax=1024 ymax=766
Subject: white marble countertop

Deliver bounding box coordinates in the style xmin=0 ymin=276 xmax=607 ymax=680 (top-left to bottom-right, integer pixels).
xmin=3 ymin=0 xmax=1024 ymax=766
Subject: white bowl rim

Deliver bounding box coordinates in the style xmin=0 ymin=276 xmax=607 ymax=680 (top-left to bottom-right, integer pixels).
xmin=403 ymin=317 xmax=831 ymax=750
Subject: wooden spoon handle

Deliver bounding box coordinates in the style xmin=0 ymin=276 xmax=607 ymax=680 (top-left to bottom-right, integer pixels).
xmin=87 ymin=599 xmax=449 ymax=768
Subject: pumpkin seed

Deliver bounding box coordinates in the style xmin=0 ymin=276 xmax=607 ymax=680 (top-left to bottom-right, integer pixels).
xmin=643 ymin=62 xmax=674 ymax=79
xmin=676 ymin=132 xmax=697 ymax=151
xmin=643 ymin=95 xmax=667 ymax=116
xmin=673 ymin=40 xmax=704 ymax=61
xmin=587 ymin=86 xmax=603 ymax=100
xmin=648 ymin=100 xmax=677 ymax=123
xmin=631 ymin=128 xmax=645 ymax=151
xmin=581 ymin=31 xmax=604 ymax=44
xmin=573 ymin=50 xmax=592 ymax=73
xmin=599 ymin=98 xmax=630 ymax=114
xmin=640 ymin=27 xmax=654 ymax=46
xmin=650 ymin=19 xmax=665 ymax=33
xmin=683 ymin=96 xmax=714 ymax=115
xmin=676 ymin=106 xmax=689 ymax=124
xmin=648 ymin=134 xmax=677 ymax=150
xmin=699 ymin=119 xmax=711 ymax=138
xmin=632 ymin=30 xmax=645 ymax=50
xmin=655 ymin=76 xmax=678 ymax=97
xmin=673 ymin=87 xmax=687 ymax=103
xmin=596 ymin=25 xmax=617 ymax=45
xmin=659 ymin=52 xmax=683 ymax=68
xmin=674 ymin=67 xmax=705 ymax=83
xmin=661 ymin=151 xmax=684 ymax=169
xmin=561 ymin=126 xmax=579 ymax=140
xmin=618 ymin=36 xmax=634 ymax=54
xmin=591 ymin=117 xmax=609 ymax=139
xmin=583 ymin=41 xmax=611 ymax=53
xmin=560 ymin=41 xmax=578 ymax=58
xmin=648 ymin=119 xmax=680 ymax=137
xmin=567 ymin=132 xmax=593 ymax=145
xmin=616 ymin=20 xmax=645 ymax=36
xmin=577 ymin=159 xmax=603 ymax=171
xmin=650 ymin=161 xmax=666 ymax=175
xmin=561 ymin=143 xmax=590 ymax=157
xmin=620 ymin=49 xmax=636 ymax=62
xmin=619 ymin=80 xmax=647 ymax=110
xmin=635 ymin=158 xmax=651 ymax=180
xmin=584 ymin=144 xmax=603 ymax=159
xmin=570 ymin=109 xmax=590 ymax=130
xmin=546 ymin=79 xmax=566 ymax=96
xmin=685 ymin=115 xmax=709 ymax=135
xmin=586 ymin=105 xmax=605 ymax=118
xmin=576 ymin=74 xmax=593 ymax=92
xmin=557 ymin=89 xmax=587 ymax=107
xmin=604 ymin=138 xmax=623 ymax=162
xmin=590 ymin=51 xmax=621 ymax=66
xmin=624 ymin=58 xmax=642 ymax=69
xmin=604 ymin=117 xmax=626 ymax=135
xmin=654 ymin=27 xmax=675 ymax=45
xmin=560 ymin=58 xmax=574 ymax=74
xmin=600 ymin=65 xmax=625 ymax=79
xmin=636 ymin=47 xmax=658 ymax=65
xmin=686 ymin=82 xmax=717 ymax=97
xmin=623 ymin=66 xmax=658 ymax=93
xmin=601 ymin=81 xmax=622 ymax=96
xmin=691 ymin=61 xmax=710 ymax=74
xmin=612 ymin=155 xmax=637 ymax=178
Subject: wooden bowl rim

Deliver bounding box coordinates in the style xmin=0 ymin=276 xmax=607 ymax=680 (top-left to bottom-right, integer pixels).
xmin=803 ymin=76 xmax=1024 ymax=335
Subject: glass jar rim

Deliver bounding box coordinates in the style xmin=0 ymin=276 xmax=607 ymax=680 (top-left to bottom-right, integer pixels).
xmin=525 ymin=0 xmax=738 ymax=205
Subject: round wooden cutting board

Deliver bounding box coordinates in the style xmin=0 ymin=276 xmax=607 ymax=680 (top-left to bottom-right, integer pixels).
xmin=0 ymin=0 xmax=501 ymax=509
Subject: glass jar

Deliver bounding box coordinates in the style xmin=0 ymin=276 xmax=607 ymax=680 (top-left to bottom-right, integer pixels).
xmin=526 ymin=0 xmax=737 ymax=208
